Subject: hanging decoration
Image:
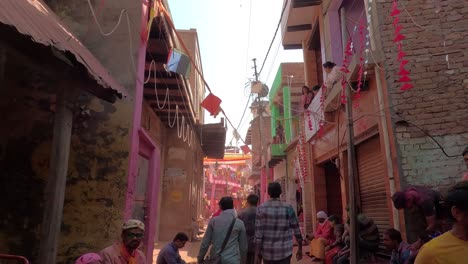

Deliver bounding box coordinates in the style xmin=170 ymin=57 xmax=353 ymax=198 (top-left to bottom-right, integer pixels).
xmin=240 ymin=145 xmax=251 ymax=154
xmin=201 ymin=93 xmax=222 ymax=117
xmin=391 ymin=0 xmax=413 ymax=91
xmin=354 ymin=22 xmax=366 ymax=108
xmin=318 ymin=84 xmax=327 ymax=134
xmin=340 ymin=37 xmax=353 ymax=104
xmin=306 ymin=110 xmax=313 ymax=131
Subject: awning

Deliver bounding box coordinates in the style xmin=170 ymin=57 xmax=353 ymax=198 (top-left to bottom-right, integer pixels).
xmin=0 ymin=0 xmax=128 ymax=101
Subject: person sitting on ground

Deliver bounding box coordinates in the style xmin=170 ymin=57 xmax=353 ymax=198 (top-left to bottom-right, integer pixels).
xmin=157 ymin=232 xmax=189 ymax=264
xmin=415 ymin=181 xmax=468 ymax=264
xmin=324 ymin=223 xmax=345 ymax=264
xmin=238 ymin=194 xmax=260 ymax=264
xmin=75 ymin=253 xmax=102 ymax=264
xmin=332 ymin=224 xmax=350 ymax=264
xmin=101 ymin=219 xmax=146 ymax=264
xmin=383 ymin=228 xmax=410 ymax=264
xmin=198 ymin=196 xmax=248 ymax=264
xmin=308 ymin=212 xmax=336 ymax=262
xmin=357 ymin=213 xmax=380 ymax=260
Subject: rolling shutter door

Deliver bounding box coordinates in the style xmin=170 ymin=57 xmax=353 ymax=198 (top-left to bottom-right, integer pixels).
xmin=356 ymin=135 xmax=391 ymax=251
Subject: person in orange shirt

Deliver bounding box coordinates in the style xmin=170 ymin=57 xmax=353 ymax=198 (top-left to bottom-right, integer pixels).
xmin=415 ymin=181 xmax=468 ymax=264
xmin=308 ymin=212 xmax=337 ymax=262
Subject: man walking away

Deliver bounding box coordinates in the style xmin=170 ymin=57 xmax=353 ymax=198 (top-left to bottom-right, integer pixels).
xmin=238 ymin=194 xmax=259 ymax=264
xmin=101 ymin=219 xmax=146 ymax=264
xmin=415 ymin=181 xmax=468 ymax=264
xmin=255 ymin=182 xmax=303 ymax=264
xmin=157 ymin=232 xmax=189 ymax=264
xmin=198 ymin=196 xmax=248 ymax=264
xmin=383 ymin=228 xmax=410 ymax=264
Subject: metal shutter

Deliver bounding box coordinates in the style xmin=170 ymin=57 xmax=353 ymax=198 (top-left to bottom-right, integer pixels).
xmin=356 ymin=135 xmax=391 ymax=251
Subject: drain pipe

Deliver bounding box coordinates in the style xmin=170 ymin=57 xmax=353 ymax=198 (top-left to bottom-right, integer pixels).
xmin=375 ymin=67 xmax=400 ymax=229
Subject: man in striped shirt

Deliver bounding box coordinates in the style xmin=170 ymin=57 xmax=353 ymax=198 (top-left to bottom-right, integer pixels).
xmin=255 ymin=182 xmax=303 ymax=264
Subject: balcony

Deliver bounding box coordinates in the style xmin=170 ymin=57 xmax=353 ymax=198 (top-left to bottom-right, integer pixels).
xmin=268 ymin=143 xmax=287 ymax=167
xmin=281 ymin=0 xmax=321 ymax=49
xmin=323 ymin=50 xmax=384 ymax=113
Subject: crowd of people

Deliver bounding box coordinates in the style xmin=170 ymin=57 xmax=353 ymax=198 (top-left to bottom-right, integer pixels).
xmin=73 ymin=166 xmax=468 ymax=264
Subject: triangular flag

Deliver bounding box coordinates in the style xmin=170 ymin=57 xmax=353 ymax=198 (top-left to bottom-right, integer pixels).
xmin=391 ymin=1 xmax=400 ymax=17
xmin=398 ymin=68 xmax=410 ymax=76
xmin=394 ymin=34 xmax=405 ymax=43
xmin=400 ymin=83 xmax=414 ymax=91
xmin=397 ymin=50 xmax=407 ymax=60
xmin=240 ymin=145 xmax=251 ymax=154
xmin=398 ymin=75 xmax=411 ymax=82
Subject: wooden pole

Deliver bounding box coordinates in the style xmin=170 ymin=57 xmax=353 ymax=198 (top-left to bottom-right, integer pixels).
xmin=38 ymin=87 xmax=74 ymax=264
xmin=341 ymin=8 xmax=360 ymax=264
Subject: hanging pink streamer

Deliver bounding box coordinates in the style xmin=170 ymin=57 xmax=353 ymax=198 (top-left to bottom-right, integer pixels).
xmin=391 ymin=0 xmax=413 ymax=91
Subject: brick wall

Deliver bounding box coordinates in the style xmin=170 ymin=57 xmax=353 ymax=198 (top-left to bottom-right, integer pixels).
xmin=376 ymin=0 xmax=468 ymax=192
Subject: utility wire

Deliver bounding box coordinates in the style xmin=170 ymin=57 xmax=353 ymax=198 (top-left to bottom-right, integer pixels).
xmin=257 ymin=0 xmax=288 ymax=77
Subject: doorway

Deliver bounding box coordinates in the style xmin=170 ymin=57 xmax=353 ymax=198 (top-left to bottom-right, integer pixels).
xmin=324 ymin=161 xmax=342 ymax=218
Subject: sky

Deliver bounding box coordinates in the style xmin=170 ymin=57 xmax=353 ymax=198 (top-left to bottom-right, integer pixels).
xmin=168 ymin=0 xmax=303 ymax=146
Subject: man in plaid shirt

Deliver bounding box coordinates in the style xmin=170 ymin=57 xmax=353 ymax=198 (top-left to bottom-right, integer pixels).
xmin=255 ymin=182 xmax=303 ymax=264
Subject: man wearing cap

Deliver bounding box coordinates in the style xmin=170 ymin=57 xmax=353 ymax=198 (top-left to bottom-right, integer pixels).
xmin=101 ymin=219 xmax=146 ymax=264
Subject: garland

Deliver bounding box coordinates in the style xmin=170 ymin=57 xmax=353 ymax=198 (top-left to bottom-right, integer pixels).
xmin=340 ymin=37 xmax=353 ymax=104
xmin=391 ymin=0 xmax=413 ymax=91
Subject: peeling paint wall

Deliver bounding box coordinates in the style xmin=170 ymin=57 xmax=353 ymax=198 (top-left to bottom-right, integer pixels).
xmin=159 ymin=129 xmax=204 ymax=241
xmin=0 ymin=55 xmax=132 ymax=264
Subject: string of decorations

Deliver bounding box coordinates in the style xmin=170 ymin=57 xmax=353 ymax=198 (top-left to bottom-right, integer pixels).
xmin=340 ymin=37 xmax=353 ymax=104
xmin=391 ymin=0 xmax=413 ymax=91
xmin=353 ymin=21 xmax=366 ymax=108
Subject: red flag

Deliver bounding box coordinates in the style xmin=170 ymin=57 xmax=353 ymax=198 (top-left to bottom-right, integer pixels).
xmin=398 ymin=75 xmax=411 ymax=82
xmin=201 ymin=93 xmax=222 ymax=117
xmin=398 ymin=68 xmax=410 ymax=76
xmin=400 ymin=83 xmax=414 ymax=91
xmin=240 ymin=145 xmax=251 ymax=154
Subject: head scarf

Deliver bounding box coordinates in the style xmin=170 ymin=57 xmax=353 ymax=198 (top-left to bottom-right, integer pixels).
xmin=75 ymin=253 xmax=102 ymax=264
xmin=317 ymin=211 xmax=328 ymax=219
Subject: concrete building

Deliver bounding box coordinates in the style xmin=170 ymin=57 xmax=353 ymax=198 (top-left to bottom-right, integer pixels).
xmin=245 ymin=100 xmax=271 ymax=202
xmin=267 ymin=63 xmax=306 ymax=213
xmin=280 ymin=0 xmax=468 ymax=246
xmin=0 ymin=0 xmax=130 ymax=263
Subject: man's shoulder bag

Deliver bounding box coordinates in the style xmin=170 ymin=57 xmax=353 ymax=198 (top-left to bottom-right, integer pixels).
xmin=201 ymin=217 xmax=236 ymax=264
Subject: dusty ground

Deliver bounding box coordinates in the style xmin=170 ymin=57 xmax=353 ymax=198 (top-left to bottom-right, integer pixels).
xmin=154 ymin=239 xmax=320 ymax=264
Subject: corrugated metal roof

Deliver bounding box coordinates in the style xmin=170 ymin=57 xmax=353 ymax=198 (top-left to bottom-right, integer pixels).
xmin=0 ymin=0 xmax=128 ymax=100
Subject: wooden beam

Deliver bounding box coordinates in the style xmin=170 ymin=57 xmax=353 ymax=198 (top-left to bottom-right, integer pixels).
xmin=150 ymin=107 xmax=190 ymax=113
xmin=287 ymin=24 xmax=312 ymax=32
xmin=283 ymin=43 xmax=303 ymax=50
xmin=143 ymin=87 xmax=185 ymax=97
xmin=38 ymin=86 xmax=76 ymax=264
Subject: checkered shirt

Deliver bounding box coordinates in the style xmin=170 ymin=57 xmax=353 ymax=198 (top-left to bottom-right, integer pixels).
xmin=255 ymin=199 xmax=303 ymax=261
